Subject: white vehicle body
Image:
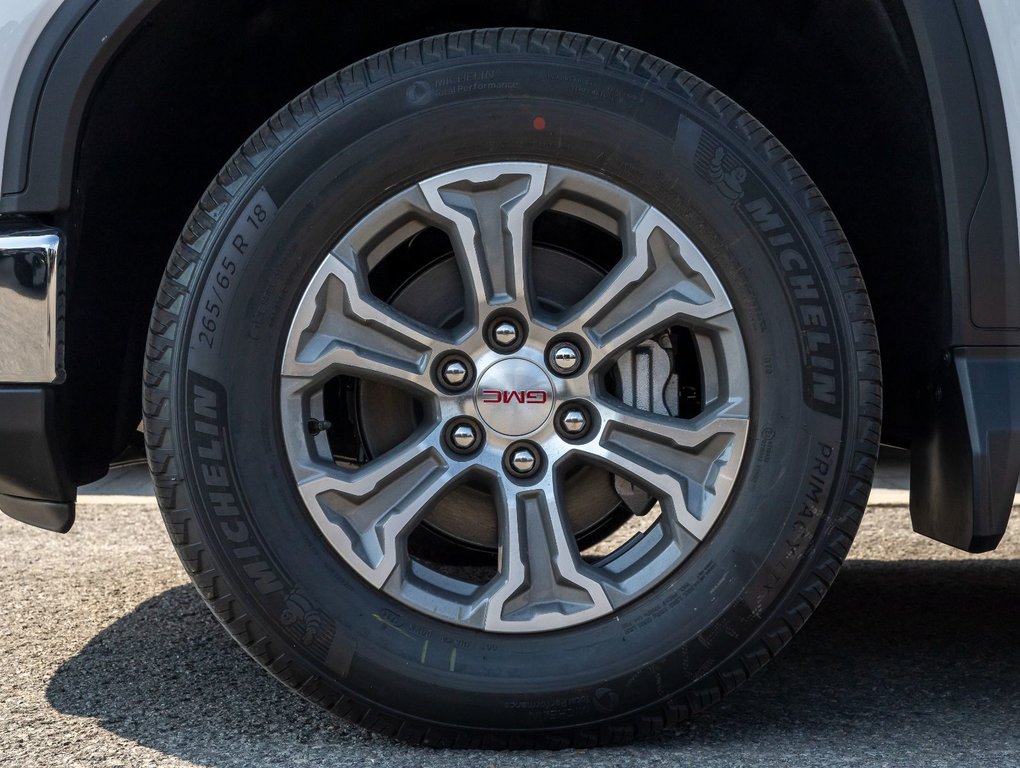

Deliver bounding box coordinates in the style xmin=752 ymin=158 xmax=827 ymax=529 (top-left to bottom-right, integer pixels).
xmin=0 ymin=0 xmax=64 ymax=193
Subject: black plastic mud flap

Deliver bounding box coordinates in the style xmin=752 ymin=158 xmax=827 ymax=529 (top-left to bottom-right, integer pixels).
xmin=911 ymin=347 xmax=1020 ymax=552
xmin=0 ymin=494 xmax=74 ymax=533
xmin=0 ymin=387 xmax=75 ymax=533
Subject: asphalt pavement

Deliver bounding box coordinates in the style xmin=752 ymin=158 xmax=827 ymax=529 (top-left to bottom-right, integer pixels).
xmin=2 ymin=461 xmax=1019 ymax=767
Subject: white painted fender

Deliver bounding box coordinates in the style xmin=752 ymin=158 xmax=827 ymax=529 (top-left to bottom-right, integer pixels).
xmin=0 ymin=0 xmax=67 ymax=194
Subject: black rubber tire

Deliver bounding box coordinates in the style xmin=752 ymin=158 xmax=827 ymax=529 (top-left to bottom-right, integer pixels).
xmin=144 ymin=28 xmax=881 ymax=748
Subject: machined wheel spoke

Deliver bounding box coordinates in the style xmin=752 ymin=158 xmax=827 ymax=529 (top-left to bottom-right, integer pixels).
xmin=297 ymin=433 xmax=460 ymax=588
xmin=562 ymin=207 xmax=733 ymax=364
xmin=599 ymin=400 xmax=749 ymax=452
xmin=281 ymin=250 xmax=443 ymax=394
xmin=419 ymin=163 xmax=549 ymax=316
xmin=578 ymin=404 xmax=748 ymax=541
xmin=483 ymin=478 xmax=613 ymax=631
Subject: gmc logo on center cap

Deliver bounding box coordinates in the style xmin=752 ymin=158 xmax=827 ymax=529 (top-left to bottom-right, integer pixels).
xmin=482 ymin=390 xmax=548 ymax=404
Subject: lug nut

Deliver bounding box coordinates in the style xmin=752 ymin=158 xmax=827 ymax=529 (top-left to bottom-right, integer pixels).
xmin=509 ymin=448 xmax=538 ymax=475
xmin=504 ymin=443 xmax=542 ymax=478
xmin=486 ymin=316 xmax=525 ymax=352
xmin=450 ymin=423 xmax=478 ymax=451
xmin=440 ymin=359 xmax=469 ymax=389
xmin=559 ymin=408 xmax=588 ymax=436
xmin=549 ymin=342 xmax=581 ymax=375
xmin=493 ymin=321 xmax=519 ymax=348
xmin=555 ymin=402 xmax=596 ymax=441
xmin=445 ymin=419 xmax=482 ymax=454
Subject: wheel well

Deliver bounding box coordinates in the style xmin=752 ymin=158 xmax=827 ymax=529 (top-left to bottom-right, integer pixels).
xmin=60 ymin=0 xmax=938 ymax=481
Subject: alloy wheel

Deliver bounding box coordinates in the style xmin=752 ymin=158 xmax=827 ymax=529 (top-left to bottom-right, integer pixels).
xmin=279 ymin=162 xmax=750 ymax=632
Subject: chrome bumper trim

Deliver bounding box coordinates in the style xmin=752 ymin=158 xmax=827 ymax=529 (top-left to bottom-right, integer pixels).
xmin=0 ymin=222 xmax=64 ymax=383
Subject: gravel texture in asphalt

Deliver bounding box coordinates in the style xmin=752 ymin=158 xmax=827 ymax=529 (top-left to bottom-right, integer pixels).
xmin=2 ymin=495 xmax=1019 ymax=767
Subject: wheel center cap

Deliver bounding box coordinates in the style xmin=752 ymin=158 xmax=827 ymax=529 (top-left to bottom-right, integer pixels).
xmin=475 ymin=358 xmax=554 ymax=436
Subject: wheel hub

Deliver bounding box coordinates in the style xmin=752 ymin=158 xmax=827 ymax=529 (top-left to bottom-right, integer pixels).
xmin=475 ymin=358 xmax=554 ymax=436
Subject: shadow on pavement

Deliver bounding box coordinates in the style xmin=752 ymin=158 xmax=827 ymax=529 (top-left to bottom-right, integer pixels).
xmin=46 ymin=559 xmax=1020 ymax=766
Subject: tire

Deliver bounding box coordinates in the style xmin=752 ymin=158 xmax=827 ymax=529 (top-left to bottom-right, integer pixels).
xmin=144 ymin=28 xmax=881 ymax=748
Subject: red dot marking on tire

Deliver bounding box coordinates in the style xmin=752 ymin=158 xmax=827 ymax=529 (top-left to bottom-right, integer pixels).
xmin=533 ymin=116 xmax=546 ymax=131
